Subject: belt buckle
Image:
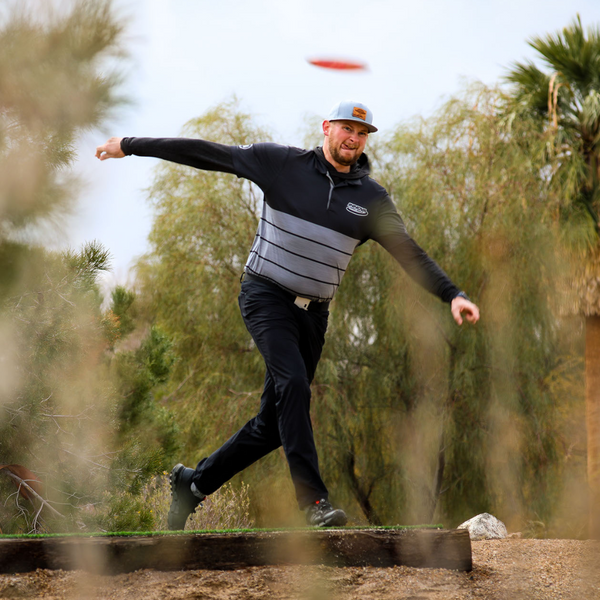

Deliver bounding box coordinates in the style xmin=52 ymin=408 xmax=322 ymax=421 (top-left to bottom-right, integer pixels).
xmin=294 ymin=296 xmax=311 ymax=311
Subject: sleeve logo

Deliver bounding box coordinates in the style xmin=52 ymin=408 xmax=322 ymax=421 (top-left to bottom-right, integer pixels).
xmin=346 ymin=202 xmax=368 ymax=216
xmin=238 ymin=144 xmax=253 ymax=149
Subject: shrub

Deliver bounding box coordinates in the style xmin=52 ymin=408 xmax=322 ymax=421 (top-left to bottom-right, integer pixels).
xmin=143 ymin=473 xmax=254 ymax=531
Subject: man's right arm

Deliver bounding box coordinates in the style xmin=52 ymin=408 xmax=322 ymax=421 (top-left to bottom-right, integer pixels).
xmin=95 ymin=136 xmax=237 ymax=175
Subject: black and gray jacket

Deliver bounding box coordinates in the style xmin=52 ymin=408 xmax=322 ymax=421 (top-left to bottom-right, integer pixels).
xmin=121 ymin=137 xmax=461 ymax=303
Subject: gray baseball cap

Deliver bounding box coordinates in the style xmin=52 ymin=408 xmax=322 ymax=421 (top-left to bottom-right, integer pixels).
xmin=327 ymin=100 xmax=378 ymax=133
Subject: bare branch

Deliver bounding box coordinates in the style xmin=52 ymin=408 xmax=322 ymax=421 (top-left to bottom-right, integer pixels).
xmin=40 ymin=408 xmax=93 ymax=420
xmin=160 ymin=369 xmax=196 ymax=404
xmin=3 ymin=471 xmax=65 ymax=519
xmin=58 ymin=448 xmax=110 ymax=471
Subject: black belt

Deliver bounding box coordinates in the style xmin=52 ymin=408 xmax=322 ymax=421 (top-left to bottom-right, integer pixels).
xmin=242 ymin=272 xmax=330 ymax=312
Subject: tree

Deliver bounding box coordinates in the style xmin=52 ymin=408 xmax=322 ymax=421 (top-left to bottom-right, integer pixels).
xmin=0 ymin=0 xmax=125 ymax=253
xmin=0 ymin=0 xmax=131 ymax=533
xmin=0 ymin=243 xmax=116 ymax=532
xmin=314 ymin=86 xmax=582 ymax=531
xmin=505 ymin=15 xmax=600 ymax=536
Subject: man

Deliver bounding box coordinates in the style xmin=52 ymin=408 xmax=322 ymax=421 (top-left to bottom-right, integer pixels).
xmin=96 ymin=100 xmax=480 ymax=529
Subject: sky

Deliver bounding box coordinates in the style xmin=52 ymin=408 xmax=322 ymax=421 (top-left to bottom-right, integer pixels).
xmin=68 ymin=0 xmax=600 ymax=286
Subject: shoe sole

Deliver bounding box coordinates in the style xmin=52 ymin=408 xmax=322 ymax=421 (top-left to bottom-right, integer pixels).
xmin=167 ymin=463 xmax=188 ymax=531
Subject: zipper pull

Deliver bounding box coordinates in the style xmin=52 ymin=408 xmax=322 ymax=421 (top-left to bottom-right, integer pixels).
xmin=325 ymin=171 xmax=334 ymax=210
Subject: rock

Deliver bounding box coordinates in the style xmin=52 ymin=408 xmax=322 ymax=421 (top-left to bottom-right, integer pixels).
xmin=457 ymin=513 xmax=508 ymax=540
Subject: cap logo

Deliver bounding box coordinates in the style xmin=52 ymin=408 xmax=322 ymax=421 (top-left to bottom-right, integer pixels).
xmin=352 ymin=107 xmax=367 ymax=121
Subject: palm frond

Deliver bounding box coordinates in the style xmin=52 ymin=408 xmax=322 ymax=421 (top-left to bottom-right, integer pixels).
xmin=504 ymin=61 xmax=550 ymax=115
xmin=528 ymin=14 xmax=600 ymax=98
xmin=581 ymin=90 xmax=600 ymax=132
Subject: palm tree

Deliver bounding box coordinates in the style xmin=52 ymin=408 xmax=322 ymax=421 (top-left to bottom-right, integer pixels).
xmin=505 ymin=15 xmax=600 ymax=537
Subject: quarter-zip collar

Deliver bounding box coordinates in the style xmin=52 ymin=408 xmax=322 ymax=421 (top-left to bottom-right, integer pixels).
xmin=313 ymin=146 xmax=371 ymax=182
xmin=314 ymin=146 xmax=371 ymax=209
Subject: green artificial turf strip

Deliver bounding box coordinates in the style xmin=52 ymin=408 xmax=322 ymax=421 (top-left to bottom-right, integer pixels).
xmin=0 ymin=524 xmax=443 ymax=540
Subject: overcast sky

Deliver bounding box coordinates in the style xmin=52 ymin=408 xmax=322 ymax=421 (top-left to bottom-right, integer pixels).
xmin=68 ymin=0 xmax=600 ymax=285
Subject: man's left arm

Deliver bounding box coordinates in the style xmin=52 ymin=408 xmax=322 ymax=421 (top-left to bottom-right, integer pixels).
xmin=372 ymin=196 xmax=480 ymax=326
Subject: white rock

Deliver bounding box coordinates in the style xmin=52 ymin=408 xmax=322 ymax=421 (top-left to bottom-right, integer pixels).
xmin=457 ymin=513 xmax=508 ymax=540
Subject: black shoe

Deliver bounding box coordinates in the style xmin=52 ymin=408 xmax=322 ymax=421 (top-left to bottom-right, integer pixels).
xmin=167 ymin=463 xmax=205 ymax=531
xmin=305 ymin=499 xmax=347 ymax=527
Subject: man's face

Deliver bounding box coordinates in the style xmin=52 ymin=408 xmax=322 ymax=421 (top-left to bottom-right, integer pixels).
xmin=323 ymin=120 xmax=369 ymax=171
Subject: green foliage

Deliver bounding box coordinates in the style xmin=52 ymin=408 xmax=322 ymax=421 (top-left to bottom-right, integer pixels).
xmin=115 ymin=325 xmax=175 ymax=430
xmin=0 ymin=0 xmax=126 ymax=236
xmin=0 ymin=9 xmax=130 ymax=521
xmin=109 ymin=322 xmax=181 ymax=492
xmin=318 ymin=88 xmax=583 ymax=531
xmin=77 ymin=474 xmax=254 ymax=534
xmin=503 ymin=15 xmax=598 ymax=536
xmin=142 ymin=475 xmax=253 ymax=532
xmin=0 ymin=242 xmax=119 ymax=533
xmin=110 ymin=286 xmax=136 ymax=337
xmin=0 ymin=1 xmax=181 ymax=535
xmin=375 ymin=86 xmax=581 ymax=532
xmin=0 ymin=242 xmax=183 ymax=534
xmin=52 ymin=473 xmax=254 ymax=533
xmin=91 ymin=489 xmax=155 ymax=533
xmin=505 ymin=14 xmax=600 ymax=247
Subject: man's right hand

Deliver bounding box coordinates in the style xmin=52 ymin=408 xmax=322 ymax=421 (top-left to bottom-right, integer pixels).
xmin=95 ymin=137 xmax=125 ymax=160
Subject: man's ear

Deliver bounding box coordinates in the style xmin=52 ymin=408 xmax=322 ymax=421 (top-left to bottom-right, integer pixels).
xmin=322 ymin=120 xmax=331 ymax=136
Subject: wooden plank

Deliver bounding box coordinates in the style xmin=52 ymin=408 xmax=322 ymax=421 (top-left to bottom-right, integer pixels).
xmin=0 ymin=528 xmax=472 ymax=574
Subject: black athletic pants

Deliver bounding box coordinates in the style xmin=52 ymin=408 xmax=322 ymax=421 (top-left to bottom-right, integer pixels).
xmin=192 ymin=278 xmax=330 ymax=508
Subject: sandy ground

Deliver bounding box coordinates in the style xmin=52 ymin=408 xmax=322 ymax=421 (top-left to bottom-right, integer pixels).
xmin=0 ymin=538 xmax=599 ymax=599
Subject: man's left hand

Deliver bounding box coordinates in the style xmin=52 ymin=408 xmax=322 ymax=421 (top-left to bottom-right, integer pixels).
xmin=451 ymin=296 xmax=480 ymax=326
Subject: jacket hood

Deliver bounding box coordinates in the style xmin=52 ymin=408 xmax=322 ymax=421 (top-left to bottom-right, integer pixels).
xmin=314 ymin=146 xmax=371 ymax=180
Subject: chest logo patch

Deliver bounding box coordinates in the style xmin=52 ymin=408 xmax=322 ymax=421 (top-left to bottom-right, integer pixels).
xmin=238 ymin=144 xmax=253 ymax=149
xmin=346 ymin=202 xmax=368 ymax=217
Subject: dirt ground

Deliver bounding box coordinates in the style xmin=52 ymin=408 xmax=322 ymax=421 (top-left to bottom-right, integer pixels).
xmin=0 ymin=538 xmax=598 ymax=599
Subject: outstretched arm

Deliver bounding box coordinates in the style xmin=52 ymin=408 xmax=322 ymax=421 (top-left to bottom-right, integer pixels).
xmin=94 ymin=136 xmax=238 ymax=175
xmin=95 ymin=137 xmax=125 ymax=160
xmin=373 ymin=197 xmax=480 ymax=326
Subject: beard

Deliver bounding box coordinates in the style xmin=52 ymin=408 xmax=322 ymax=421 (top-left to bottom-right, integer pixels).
xmin=327 ymin=138 xmax=361 ymax=166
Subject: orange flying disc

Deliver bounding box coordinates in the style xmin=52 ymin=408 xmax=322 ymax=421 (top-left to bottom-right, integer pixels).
xmin=307 ymin=57 xmax=368 ymax=71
